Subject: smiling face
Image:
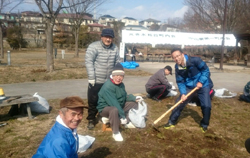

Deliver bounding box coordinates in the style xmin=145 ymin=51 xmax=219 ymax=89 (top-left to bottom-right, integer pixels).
xmin=112 ymin=75 xmax=124 ymax=85
xmin=101 ymin=36 xmax=113 ymax=46
xmin=172 ymin=50 xmax=185 ymax=65
xmin=59 ymin=107 xmax=83 ymax=130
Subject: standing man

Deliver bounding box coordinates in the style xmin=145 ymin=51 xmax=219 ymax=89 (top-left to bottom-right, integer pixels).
xmin=164 ymin=48 xmax=213 ymax=133
xmin=85 ymin=28 xmax=120 ymax=130
xmin=145 ymin=65 xmax=173 ymax=102
xmin=131 ymin=46 xmax=139 ymax=62
xmin=33 ymin=96 xmax=87 ymax=158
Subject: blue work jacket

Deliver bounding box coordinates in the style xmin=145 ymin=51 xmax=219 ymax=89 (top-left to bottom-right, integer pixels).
xmin=175 ymin=54 xmax=213 ymax=95
xmin=32 ymin=122 xmax=78 ymax=158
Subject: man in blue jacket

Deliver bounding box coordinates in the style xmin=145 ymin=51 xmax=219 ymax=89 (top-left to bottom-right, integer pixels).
xmin=164 ymin=48 xmax=213 ymax=133
xmin=33 ymin=96 xmax=88 ymax=158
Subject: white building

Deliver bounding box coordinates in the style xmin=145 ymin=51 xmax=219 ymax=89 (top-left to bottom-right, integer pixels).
xmin=139 ymin=18 xmax=161 ymax=28
xmin=123 ymin=25 xmax=148 ymax=31
xmin=159 ymin=24 xmax=180 ymax=32
xmin=121 ymin=17 xmax=139 ymax=26
xmin=98 ymin=15 xmax=117 ymax=26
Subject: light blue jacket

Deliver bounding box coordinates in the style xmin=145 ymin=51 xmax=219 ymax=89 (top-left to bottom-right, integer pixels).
xmin=32 ymin=122 xmax=78 ymax=158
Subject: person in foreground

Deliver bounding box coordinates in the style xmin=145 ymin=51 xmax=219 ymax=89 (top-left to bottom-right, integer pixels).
xmin=245 ymin=138 xmax=250 ymax=154
xmin=145 ymin=65 xmax=173 ymax=102
xmin=239 ymin=81 xmax=250 ymax=103
xmin=97 ymin=63 xmax=143 ymax=141
xmin=164 ymin=48 xmax=213 ymax=133
xmin=33 ymin=96 xmax=88 ymax=158
xmin=85 ymin=28 xmax=120 ymax=130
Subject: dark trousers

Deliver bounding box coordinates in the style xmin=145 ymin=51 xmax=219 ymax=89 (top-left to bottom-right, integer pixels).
xmin=131 ymin=55 xmax=136 ymax=62
xmin=168 ymin=87 xmax=211 ymax=128
xmin=87 ymin=83 xmax=103 ymax=121
xmin=100 ymin=102 xmax=138 ymax=134
xmin=240 ymin=94 xmax=250 ymax=103
xmin=146 ymin=85 xmax=170 ymax=99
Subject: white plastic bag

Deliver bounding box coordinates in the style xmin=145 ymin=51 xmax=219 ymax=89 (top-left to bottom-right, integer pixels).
xmin=214 ymin=88 xmax=237 ymax=98
xmin=78 ymin=135 xmax=95 ymax=153
xmin=169 ymin=82 xmax=177 ymax=90
xmin=29 ymin=92 xmax=50 ymax=113
xmin=128 ymin=100 xmax=147 ymax=128
xmin=166 ymin=90 xmax=178 ymax=97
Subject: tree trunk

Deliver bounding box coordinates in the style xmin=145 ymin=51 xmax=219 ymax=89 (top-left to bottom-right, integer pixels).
xmin=0 ymin=25 xmax=3 ymax=59
xmin=46 ymin=23 xmax=54 ymax=72
xmin=74 ymin=27 xmax=79 ymax=58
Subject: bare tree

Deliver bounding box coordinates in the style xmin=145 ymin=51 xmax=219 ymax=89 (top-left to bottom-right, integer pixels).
xmin=111 ymin=21 xmax=124 ymax=46
xmin=0 ymin=0 xmax=24 ymax=59
xmin=34 ymin=0 xmax=63 ymax=72
xmin=183 ymin=0 xmax=249 ymax=33
xmin=167 ymin=17 xmax=183 ymax=28
xmin=233 ymin=0 xmax=250 ymax=32
xmin=63 ymin=0 xmax=106 ymax=58
xmin=35 ymin=0 xmax=107 ymax=71
xmin=149 ymin=24 xmax=160 ymax=31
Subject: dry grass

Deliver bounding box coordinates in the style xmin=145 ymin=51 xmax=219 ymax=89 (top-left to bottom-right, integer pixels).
xmin=0 ymin=49 xmax=151 ymax=84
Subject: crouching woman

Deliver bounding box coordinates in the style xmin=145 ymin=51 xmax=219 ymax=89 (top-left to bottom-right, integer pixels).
xmin=97 ymin=63 xmax=143 ymax=141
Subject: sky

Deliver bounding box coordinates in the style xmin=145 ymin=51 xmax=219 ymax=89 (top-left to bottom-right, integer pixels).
xmin=98 ymin=0 xmax=188 ymax=22
xmin=11 ymin=0 xmax=188 ymax=23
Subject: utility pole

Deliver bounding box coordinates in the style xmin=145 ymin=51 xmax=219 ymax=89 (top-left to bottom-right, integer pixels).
xmin=220 ymin=0 xmax=228 ymax=70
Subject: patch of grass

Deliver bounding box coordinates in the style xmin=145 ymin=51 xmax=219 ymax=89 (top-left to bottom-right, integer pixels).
xmin=0 ymin=50 xmax=151 ymax=84
xmin=4 ymin=128 xmax=12 ymax=133
xmin=31 ymin=69 xmax=46 ymax=73
xmin=199 ymin=148 xmax=210 ymax=155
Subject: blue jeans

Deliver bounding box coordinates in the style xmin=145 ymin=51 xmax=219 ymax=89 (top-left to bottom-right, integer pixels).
xmin=168 ymin=87 xmax=211 ymax=128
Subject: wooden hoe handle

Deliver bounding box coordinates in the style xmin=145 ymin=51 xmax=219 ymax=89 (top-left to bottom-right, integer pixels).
xmin=153 ymin=87 xmax=198 ymax=125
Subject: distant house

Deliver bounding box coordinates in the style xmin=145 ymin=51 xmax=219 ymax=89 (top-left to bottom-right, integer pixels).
xmin=54 ymin=13 xmax=94 ymax=38
xmin=88 ymin=23 xmax=107 ymax=34
xmin=0 ymin=13 xmax=18 ymax=28
xmin=123 ymin=25 xmax=148 ymax=31
xmin=98 ymin=14 xmax=117 ymax=26
xmin=121 ymin=17 xmax=139 ymax=26
xmin=159 ymin=24 xmax=180 ymax=32
xmin=18 ymin=11 xmax=45 ymax=35
xmin=56 ymin=13 xmax=94 ymax=25
xmin=20 ymin=11 xmax=43 ymax=23
xmin=139 ymin=18 xmax=161 ymax=28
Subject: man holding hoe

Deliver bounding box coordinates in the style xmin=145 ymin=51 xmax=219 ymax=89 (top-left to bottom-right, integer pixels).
xmin=164 ymin=48 xmax=214 ymax=133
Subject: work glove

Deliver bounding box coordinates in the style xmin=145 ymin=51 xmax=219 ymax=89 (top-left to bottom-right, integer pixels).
xmin=88 ymin=80 xmax=95 ymax=87
xmin=136 ymin=96 xmax=143 ymax=102
xmin=120 ymin=118 xmax=127 ymax=125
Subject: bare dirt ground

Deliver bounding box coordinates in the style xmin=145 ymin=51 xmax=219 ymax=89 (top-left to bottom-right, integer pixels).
xmin=1 ymin=96 xmax=250 ymax=158
xmin=0 ymin=49 xmax=250 ymax=158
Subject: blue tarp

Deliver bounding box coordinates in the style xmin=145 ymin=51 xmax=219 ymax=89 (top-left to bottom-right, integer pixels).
xmin=121 ymin=61 xmax=139 ymax=69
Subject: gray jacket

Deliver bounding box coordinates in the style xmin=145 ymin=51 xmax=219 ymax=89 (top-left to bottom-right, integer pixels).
xmin=145 ymin=68 xmax=172 ymax=90
xmin=85 ymin=41 xmax=120 ymax=84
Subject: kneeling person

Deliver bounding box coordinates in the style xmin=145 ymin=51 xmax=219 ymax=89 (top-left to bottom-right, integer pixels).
xmin=145 ymin=65 xmax=173 ymax=102
xmin=33 ymin=96 xmax=88 ymax=158
xmin=97 ymin=63 xmax=143 ymax=141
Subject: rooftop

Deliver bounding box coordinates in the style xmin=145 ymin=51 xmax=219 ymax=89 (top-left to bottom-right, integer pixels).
xmin=140 ymin=18 xmax=161 ymax=23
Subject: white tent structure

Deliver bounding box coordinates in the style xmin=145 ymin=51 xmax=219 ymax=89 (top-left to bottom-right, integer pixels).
xmin=119 ymin=30 xmax=238 ymax=58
